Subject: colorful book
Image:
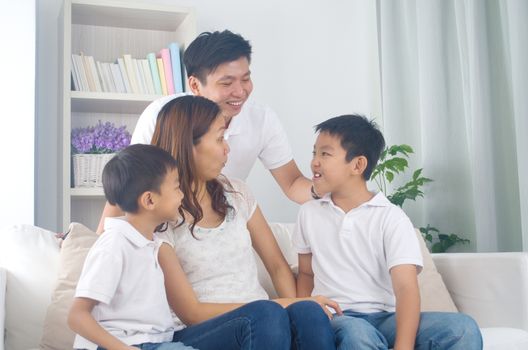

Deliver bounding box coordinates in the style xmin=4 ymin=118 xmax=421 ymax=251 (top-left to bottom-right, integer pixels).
xmin=156 ymin=58 xmax=168 ymax=95
xmin=169 ymin=42 xmax=183 ymax=92
xmin=159 ymin=48 xmax=175 ymax=94
xmin=82 ymin=54 xmax=96 ymax=92
xmin=147 ymin=53 xmax=162 ymax=95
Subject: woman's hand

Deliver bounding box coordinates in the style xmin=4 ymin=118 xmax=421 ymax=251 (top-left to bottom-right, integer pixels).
xmin=305 ymin=295 xmax=343 ymax=319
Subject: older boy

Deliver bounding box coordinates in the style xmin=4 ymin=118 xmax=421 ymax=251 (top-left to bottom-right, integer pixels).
xmin=293 ymin=115 xmax=482 ymax=349
xmin=68 ymin=144 xmax=192 ymax=350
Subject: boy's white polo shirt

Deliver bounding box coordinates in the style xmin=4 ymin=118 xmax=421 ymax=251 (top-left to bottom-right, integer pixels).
xmin=73 ymin=217 xmax=176 ymax=350
xmin=131 ymin=94 xmax=293 ymax=180
xmin=292 ymin=192 xmax=423 ymax=313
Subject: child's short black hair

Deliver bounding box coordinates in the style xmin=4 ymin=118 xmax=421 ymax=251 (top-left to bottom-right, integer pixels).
xmin=315 ymin=115 xmax=385 ymax=180
xmin=102 ymin=144 xmax=178 ymax=213
xmin=183 ymin=30 xmax=252 ymax=83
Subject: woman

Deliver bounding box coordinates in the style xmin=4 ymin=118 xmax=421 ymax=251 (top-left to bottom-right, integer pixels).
xmin=152 ymin=95 xmax=340 ymax=350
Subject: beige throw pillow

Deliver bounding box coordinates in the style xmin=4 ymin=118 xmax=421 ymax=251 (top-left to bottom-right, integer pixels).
xmin=40 ymin=222 xmax=98 ymax=350
xmin=415 ymin=229 xmax=458 ymax=312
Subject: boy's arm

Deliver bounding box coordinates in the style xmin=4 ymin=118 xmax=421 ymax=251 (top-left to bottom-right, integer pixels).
xmin=390 ymin=264 xmax=421 ymax=350
xmin=159 ymin=243 xmax=245 ymax=325
xmin=248 ymin=206 xmax=296 ymax=298
xmin=296 ymin=253 xmax=314 ymax=297
xmin=68 ymin=297 xmax=138 ymax=350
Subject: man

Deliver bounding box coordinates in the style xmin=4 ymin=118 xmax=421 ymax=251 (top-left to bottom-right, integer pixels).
xmin=97 ymin=30 xmax=314 ymax=233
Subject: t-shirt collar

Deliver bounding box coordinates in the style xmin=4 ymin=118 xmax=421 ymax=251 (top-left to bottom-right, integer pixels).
xmin=104 ymin=217 xmax=154 ymax=248
xmin=319 ymin=191 xmax=391 ymax=209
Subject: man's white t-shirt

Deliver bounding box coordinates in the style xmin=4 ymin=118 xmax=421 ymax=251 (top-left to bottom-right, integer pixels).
xmin=155 ymin=177 xmax=269 ymax=328
xmin=73 ymin=218 xmax=176 ymax=350
xmin=132 ymin=94 xmax=293 ymax=180
xmin=292 ymin=192 xmax=423 ymax=313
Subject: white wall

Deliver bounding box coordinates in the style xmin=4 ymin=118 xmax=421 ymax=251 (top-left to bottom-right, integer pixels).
xmin=36 ymin=0 xmax=381 ymax=229
xmin=0 ymin=0 xmax=36 ymax=228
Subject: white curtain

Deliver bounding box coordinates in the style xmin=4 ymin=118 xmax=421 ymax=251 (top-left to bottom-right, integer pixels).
xmin=375 ymin=0 xmax=528 ymax=252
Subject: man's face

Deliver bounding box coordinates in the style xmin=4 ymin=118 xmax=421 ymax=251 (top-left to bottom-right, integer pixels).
xmin=189 ymin=56 xmax=253 ymax=119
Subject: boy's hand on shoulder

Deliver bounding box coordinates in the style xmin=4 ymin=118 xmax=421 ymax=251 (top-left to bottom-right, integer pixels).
xmin=307 ymin=295 xmax=343 ymax=319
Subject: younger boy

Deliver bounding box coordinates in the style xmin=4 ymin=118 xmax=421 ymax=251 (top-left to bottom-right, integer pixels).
xmin=68 ymin=144 xmax=194 ymax=350
xmin=293 ymin=115 xmax=482 ymax=349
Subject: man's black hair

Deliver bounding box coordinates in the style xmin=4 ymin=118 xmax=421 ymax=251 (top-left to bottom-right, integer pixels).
xmin=315 ymin=115 xmax=385 ymax=180
xmin=183 ymin=30 xmax=252 ymax=83
xmin=102 ymin=144 xmax=178 ymax=213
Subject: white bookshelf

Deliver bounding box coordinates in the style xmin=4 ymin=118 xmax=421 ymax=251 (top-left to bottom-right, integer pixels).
xmin=60 ymin=0 xmax=196 ymax=231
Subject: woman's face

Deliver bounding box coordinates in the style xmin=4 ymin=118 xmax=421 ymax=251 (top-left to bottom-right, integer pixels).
xmin=193 ymin=115 xmax=230 ymax=181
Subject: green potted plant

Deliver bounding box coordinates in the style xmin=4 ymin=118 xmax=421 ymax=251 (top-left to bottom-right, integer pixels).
xmin=371 ymin=145 xmax=469 ymax=252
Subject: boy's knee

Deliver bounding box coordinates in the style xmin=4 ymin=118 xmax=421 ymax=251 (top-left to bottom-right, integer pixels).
xmin=331 ymin=316 xmax=386 ymax=349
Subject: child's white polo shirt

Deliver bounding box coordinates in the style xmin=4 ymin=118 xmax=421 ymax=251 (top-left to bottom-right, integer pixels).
xmin=73 ymin=217 xmax=176 ymax=350
xmin=131 ymin=94 xmax=293 ymax=180
xmin=292 ymin=192 xmax=423 ymax=313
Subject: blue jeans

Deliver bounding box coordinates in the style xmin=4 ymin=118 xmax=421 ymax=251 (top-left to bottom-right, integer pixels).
xmin=172 ymin=300 xmax=335 ymax=350
xmin=97 ymin=341 xmax=193 ymax=350
xmin=331 ymin=311 xmax=482 ymax=350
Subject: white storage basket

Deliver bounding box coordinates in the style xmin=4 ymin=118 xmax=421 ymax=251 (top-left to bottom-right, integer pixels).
xmin=72 ymin=153 xmax=115 ymax=187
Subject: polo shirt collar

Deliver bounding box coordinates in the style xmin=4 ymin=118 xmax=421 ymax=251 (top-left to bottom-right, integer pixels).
xmin=319 ymin=191 xmax=391 ymax=209
xmin=104 ymin=217 xmax=153 ymax=248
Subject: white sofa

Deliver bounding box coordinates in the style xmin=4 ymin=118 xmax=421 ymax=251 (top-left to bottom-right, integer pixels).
xmin=1 ymin=224 xmax=528 ymax=350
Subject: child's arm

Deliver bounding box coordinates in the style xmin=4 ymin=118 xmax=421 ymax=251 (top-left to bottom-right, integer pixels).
xmin=68 ymin=297 xmax=138 ymax=350
xmin=248 ymin=206 xmax=296 ymax=298
xmin=296 ymin=253 xmax=314 ymax=297
xmin=390 ymin=264 xmax=421 ymax=350
xmin=159 ymin=243 xmax=246 ymax=325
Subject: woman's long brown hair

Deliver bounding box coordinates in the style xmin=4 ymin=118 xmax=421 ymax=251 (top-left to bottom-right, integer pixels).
xmin=151 ymin=95 xmax=233 ymax=236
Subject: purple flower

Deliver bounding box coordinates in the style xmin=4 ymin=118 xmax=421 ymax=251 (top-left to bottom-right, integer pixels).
xmin=71 ymin=121 xmax=131 ymax=154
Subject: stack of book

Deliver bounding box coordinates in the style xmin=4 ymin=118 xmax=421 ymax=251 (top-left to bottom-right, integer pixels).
xmin=71 ymin=43 xmax=184 ymax=95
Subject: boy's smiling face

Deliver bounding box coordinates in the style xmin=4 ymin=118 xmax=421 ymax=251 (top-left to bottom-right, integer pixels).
xmin=311 ymin=132 xmax=356 ymax=195
xmin=156 ymin=168 xmax=184 ymax=222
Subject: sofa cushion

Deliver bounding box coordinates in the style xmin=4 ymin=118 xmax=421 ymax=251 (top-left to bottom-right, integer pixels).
xmin=481 ymin=327 xmax=528 ymax=349
xmin=40 ymin=222 xmax=98 ymax=350
xmin=415 ymin=229 xmax=458 ymax=312
xmin=0 ymin=224 xmax=60 ymax=350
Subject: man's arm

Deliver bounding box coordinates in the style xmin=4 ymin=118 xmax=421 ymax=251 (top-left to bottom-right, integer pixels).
xmin=68 ymin=297 xmax=138 ymax=350
xmin=391 ymin=264 xmax=421 ymax=350
xmin=297 ymin=253 xmax=315 ymax=297
xmin=270 ymin=160 xmax=313 ymax=204
xmin=96 ymin=202 xmax=124 ymax=234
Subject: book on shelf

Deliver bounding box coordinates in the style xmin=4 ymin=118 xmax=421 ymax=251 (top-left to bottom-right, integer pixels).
xmin=169 ymin=42 xmax=184 ymax=93
xmin=110 ymin=63 xmax=126 ymax=93
xmin=147 ymin=53 xmax=163 ymax=95
xmin=123 ymin=54 xmax=140 ymax=94
xmin=141 ymin=59 xmax=156 ymax=95
xmin=87 ymin=56 xmax=103 ymax=92
xmin=157 ymin=58 xmax=169 ymax=95
xmin=117 ymin=58 xmax=132 ymax=93
xmin=159 ymin=48 xmax=175 ymax=94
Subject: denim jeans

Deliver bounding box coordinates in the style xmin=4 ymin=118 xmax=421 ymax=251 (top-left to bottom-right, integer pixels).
xmin=331 ymin=310 xmax=482 ymax=350
xmin=97 ymin=340 xmax=194 ymax=350
xmin=172 ymin=299 xmax=336 ymax=350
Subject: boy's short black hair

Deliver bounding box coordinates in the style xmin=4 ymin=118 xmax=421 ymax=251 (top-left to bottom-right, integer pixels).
xmin=315 ymin=115 xmax=385 ymax=180
xmin=183 ymin=30 xmax=252 ymax=83
xmin=102 ymin=144 xmax=178 ymax=213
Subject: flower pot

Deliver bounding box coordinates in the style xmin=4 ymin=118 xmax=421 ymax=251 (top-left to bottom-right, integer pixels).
xmin=72 ymin=153 xmax=115 ymax=187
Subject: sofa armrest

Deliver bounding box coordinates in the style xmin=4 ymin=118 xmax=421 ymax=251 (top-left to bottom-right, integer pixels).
xmin=432 ymin=252 xmax=528 ymax=331
xmin=1 ymin=267 xmax=6 ymax=350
